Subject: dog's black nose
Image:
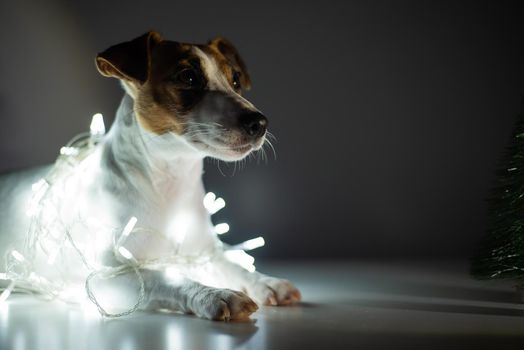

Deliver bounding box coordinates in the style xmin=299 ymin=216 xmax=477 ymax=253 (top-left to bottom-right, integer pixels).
xmin=239 ymin=111 xmax=267 ymax=138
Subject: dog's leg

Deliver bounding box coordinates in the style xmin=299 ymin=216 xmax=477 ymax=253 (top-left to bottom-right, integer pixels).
xmin=211 ymin=257 xmax=301 ymax=306
xmin=90 ymin=268 xmax=258 ymax=321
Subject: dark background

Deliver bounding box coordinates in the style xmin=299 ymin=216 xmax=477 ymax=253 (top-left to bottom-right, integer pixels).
xmin=1 ymin=0 xmax=523 ymax=259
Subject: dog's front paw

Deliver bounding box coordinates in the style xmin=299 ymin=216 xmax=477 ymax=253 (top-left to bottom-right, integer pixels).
xmin=249 ymin=276 xmax=301 ymax=306
xmin=193 ymin=287 xmax=258 ymax=321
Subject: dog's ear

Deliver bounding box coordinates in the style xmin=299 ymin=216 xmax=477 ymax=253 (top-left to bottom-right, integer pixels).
xmin=96 ymin=31 xmax=163 ymax=83
xmin=208 ymin=37 xmax=252 ymax=90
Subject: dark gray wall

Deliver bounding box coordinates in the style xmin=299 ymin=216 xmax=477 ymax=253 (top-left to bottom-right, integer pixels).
xmin=1 ymin=0 xmax=524 ymax=259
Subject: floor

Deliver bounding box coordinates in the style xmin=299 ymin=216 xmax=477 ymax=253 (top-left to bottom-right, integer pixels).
xmin=1 ymin=260 xmax=524 ymax=350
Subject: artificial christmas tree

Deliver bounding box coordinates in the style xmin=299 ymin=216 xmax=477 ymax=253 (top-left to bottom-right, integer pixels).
xmin=471 ymin=99 xmax=524 ymax=291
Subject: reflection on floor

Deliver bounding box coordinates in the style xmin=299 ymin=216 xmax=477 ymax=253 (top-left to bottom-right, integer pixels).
xmin=1 ymin=260 xmax=524 ymax=350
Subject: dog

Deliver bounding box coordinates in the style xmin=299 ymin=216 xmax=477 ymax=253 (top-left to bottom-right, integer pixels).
xmin=0 ymin=31 xmax=300 ymax=321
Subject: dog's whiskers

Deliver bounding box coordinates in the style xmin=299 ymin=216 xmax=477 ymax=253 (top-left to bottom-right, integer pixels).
xmin=266 ymin=131 xmax=277 ymax=142
xmin=264 ymin=136 xmax=277 ymax=160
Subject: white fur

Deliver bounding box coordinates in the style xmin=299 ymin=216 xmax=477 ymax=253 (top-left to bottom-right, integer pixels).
xmin=4 ymin=46 xmax=300 ymax=320
xmin=90 ymin=93 xmax=300 ymax=320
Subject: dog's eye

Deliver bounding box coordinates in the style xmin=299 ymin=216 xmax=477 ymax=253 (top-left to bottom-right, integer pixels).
xmin=232 ymin=71 xmax=241 ymax=90
xmin=174 ymin=68 xmax=202 ymax=88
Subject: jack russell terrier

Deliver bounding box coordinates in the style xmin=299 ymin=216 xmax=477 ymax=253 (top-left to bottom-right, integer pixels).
xmin=0 ymin=31 xmax=300 ymax=321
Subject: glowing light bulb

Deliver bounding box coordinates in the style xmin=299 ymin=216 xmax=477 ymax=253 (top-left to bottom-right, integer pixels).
xmin=27 ymin=179 xmax=49 ymax=217
xmin=0 ymin=281 xmax=15 ymax=304
xmin=232 ymin=236 xmax=265 ymax=251
xmin=211 ymin=198 xmax=226 ymax=214
xmin=122 ymin=217 xmax=137 ymax=238
xmin=203 ymin=192 xmax=216 ymax=210
xmin=214 ymin=223 xmax=230 ymax=235
xmin=11 ymin=250 xmax=25 ymax=262
xmin=60 ymin=146 xmax=79 ymax=156
xmin=115 ymin=217 xmax=138 ymax=249
xmin=90 ymin=113 xmax=105 ymax=136
xmin=118 ymin=246 xmax=134 ymax=260
xmin=224 ymin=250 xmax=256 ymax=272
xmin=203 ymin=192 xmax=226 ymax=214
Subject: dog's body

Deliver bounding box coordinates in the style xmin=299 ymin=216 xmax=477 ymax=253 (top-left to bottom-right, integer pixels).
xmin=0 ymin=31 xmax=300 ymax=320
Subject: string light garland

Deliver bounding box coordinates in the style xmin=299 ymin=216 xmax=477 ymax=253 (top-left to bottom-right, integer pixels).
xmin=0 ymin=113 xmax=266 ymax=317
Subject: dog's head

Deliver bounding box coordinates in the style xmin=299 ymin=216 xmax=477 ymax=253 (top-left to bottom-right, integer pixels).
xmin=95 ymin=31 xmax=267 ymax=161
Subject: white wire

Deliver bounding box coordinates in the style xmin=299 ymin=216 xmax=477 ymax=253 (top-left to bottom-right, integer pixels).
xmin=2 ymin=119 xmax=264 ymax=317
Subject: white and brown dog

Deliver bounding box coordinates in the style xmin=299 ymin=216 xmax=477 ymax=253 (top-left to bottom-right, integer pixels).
xmin=0 ymin=31 xmax=300 ymax=321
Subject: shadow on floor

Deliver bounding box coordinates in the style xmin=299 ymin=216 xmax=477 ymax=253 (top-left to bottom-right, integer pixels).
xmin=345 ymin=298 xmax=524 ymax=317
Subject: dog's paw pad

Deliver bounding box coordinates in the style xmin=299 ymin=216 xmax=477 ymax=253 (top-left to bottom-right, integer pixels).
xmin=212 ymin=300 xmax=231 ymax=321
xmin=279 ymin=287 xmax=301 ymax=305
xmin=196 ymin=288 xmax=258 ymax=321
xmin=251 ymin=277 xmax=301 ymax=306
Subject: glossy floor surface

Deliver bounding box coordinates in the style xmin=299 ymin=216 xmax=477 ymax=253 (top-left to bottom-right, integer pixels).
xmin=1 ymin=261 xmax=524 ymax=350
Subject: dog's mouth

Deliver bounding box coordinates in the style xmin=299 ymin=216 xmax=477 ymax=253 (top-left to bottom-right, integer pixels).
xmin=182 ymin=124 xmax=266 ymax=161
xmin=189 ymin=138 xmax=254 ymax=159
xmin=230 ymin=143 xmax=253 ymax=153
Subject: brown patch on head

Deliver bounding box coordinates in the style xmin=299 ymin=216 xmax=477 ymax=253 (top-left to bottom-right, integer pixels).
xmin=96 ymin=32 xmax=253 ymax=135
xmin=137 ymin=41 xmax=207 ymax=134
xmin=96 ymin=31 xmax=185 ymax=134
xmin=133 ymin=84 xmax=185 ymax=135
xmin=205 ymin=37 xmax=252 ymax=91
xmin=96 ymin=32 xmax=200 ymax=135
